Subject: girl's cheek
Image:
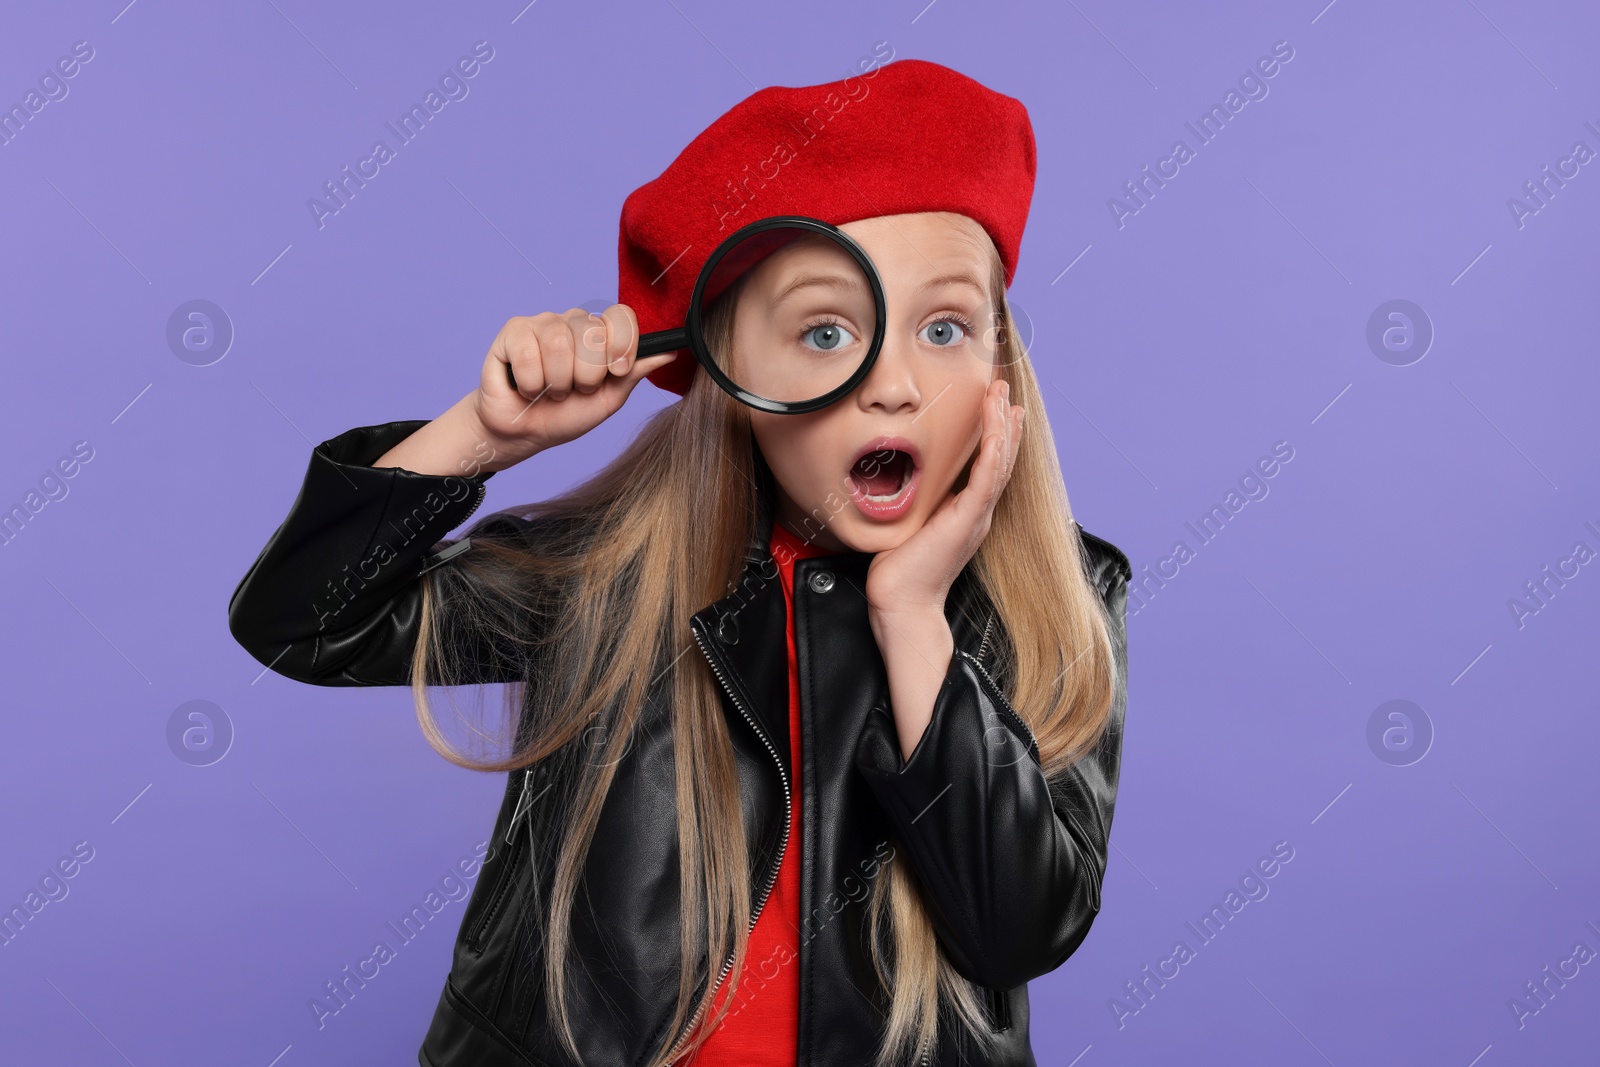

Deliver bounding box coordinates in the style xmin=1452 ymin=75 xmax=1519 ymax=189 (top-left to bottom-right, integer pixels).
xmin=946 ymin=453 xmax=975 ymax=498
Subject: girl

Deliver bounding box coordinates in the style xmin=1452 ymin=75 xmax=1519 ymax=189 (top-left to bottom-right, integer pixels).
xmin=230 ymin=58 xmax=1130 ymax=1067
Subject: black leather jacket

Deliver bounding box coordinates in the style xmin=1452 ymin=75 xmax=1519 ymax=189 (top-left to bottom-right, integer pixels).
xmin=228 ymin=420 xmax=1131 ymax=1067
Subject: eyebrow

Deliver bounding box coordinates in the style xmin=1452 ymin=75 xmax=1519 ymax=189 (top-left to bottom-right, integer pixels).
xmin=916 ymin=271 xmax=989 ymax=300
xmin=768 ymin=271 xmax=868 ymax=307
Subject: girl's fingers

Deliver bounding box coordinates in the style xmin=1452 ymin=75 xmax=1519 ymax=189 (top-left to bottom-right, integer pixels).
xmin=491 ymin=318 xmax=546 ymax=402
xmin=567 ymin=308 xmax=611 ymax=395
xmin=958 ymin=381 xmax=1007 ymax=520
xmin=891 ymin=380 xmax=1018 ymax=586
xmin=1012 ymin=407 xmax=1025 ymax=473
xmin=987 ymin=380 xmax=1010 ymax=499
xmin=989 ymin=376 xmax=1023 ymax=487
xmin=969 ymin=383 xmax=1023 ymax=522
xmin=532 ymin=313 xmax=575 ymax=400
xmin=1002 ymin=398 xmax=1024 ymax=484
xmin=474 ymin=303 xmax=660 ymax=453
xmin=599 ymin=303 xmax=640 ymax=376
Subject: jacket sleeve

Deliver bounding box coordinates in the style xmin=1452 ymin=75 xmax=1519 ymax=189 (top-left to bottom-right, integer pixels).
xmin=227 ymin=419 xmax=519 ymax=687
xmin=852 ymin=525 xmax=1131 ymax=990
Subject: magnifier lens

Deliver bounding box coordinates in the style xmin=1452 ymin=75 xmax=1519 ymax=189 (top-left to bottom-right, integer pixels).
xmin=698 ymin=224 xmax=878 ymax=407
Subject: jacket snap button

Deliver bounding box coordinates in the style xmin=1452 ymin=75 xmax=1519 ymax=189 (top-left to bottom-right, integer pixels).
xmin=716 ymin=613 xmax=740 ymax=645
xmin=808 ymin=570 xmax=835 ymax=594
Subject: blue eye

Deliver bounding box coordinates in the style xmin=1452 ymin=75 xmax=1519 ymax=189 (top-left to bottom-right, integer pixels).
xmin=802 ymin=321 xmax=857 ymax=351
xmin=920 ymin=318 xmax=969 ymax=346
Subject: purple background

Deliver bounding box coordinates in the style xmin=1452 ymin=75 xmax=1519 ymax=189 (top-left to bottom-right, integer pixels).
xmin=2 ymin=1 xmax=1596 ymax=1064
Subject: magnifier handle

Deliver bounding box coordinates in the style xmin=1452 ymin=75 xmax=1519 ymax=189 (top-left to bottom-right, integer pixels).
xmin=637 ymin=327 xmax=689 ymax=358
xmin=503 ymin=326 xmax=690 ymax=391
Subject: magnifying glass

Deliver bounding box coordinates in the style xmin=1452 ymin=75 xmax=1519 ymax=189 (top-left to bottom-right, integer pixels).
xmin=511 ymin=216 xmax=887 ymax=415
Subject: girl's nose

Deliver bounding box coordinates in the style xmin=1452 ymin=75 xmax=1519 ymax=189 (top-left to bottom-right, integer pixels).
xmin=854 ymin=326 xmax=921 ymax=414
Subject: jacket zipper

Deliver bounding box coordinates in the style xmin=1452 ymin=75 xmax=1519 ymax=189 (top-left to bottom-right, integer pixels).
xmin=662 ymin=622 xmax=793 ymax=1063
xmin=968 ymin=608 xmax=1040 ymax=762
xmin=976 ymin=608 xmax=995 ymax=666
xmin=465 ymin=816 xmax=525 ymax=952
xmin=462 ymin=480 xmax=487 ymax=524
xmin=463 ymin=765 xmax=546 ymax=953
xmin=959 ymin=648 xmax=1041 ymax=765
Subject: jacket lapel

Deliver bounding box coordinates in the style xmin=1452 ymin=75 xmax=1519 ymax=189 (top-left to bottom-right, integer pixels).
xmin=689 ymin=515 xmax=999 ymax=768
xmin=689 ymin=547 xmax=794 ymax=768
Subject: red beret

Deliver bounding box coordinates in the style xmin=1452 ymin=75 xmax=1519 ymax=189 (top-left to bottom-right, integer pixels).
xmin=617 ymin=58 xmax=1038 ymax=396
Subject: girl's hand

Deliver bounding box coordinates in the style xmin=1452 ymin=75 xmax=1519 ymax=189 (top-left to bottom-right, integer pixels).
xmin=472 ymin=305 xmax=679 ymax=463
xmin=865 ymin=378 xmax=1025 ymax=620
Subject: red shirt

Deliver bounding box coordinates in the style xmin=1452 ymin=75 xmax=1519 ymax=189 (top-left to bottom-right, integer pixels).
xmin=679 ymin=520 xmax=835 ymax=1064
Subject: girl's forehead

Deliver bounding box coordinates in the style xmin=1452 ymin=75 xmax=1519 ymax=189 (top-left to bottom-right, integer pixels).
xmin=839 ymin=212 xmax=994 ymax=286
xmin=839 ymin=211 xmax=987 ymax=245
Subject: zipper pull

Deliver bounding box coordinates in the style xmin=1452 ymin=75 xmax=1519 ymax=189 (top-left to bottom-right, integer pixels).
xmin=504 ymin=765 xmax=546 ymax=846
xmin=418 ymin=537 xmax=473 ymax=576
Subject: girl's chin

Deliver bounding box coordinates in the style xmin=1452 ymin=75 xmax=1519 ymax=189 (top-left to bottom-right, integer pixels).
xmin=828 ymin=512 xmax=924 ymax=555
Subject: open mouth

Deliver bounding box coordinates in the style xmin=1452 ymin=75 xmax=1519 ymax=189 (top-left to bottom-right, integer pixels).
xmin=845 ymin=437 xmax=922 ymax=519
xmin=849 ymin=449 xmax=914 ymax=500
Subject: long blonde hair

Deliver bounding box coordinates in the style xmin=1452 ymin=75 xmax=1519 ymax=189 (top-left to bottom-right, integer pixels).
xmin=409 ymin=234 xmax=1119 ymax=1067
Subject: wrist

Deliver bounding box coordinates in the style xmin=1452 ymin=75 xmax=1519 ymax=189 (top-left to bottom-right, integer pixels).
xmin=870 ymin=609 xmax=954 ymax=762
xmin=458 ymin=394 xmax=541 ymax=474
xmin=867 ymin=598 xmax=948 ymax=635
xmin=869 ymin=605 xmax=953 ymax=662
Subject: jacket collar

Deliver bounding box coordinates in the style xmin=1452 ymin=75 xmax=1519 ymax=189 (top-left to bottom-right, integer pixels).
xmin=688 ymin=507 xmax=997 ymax=753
